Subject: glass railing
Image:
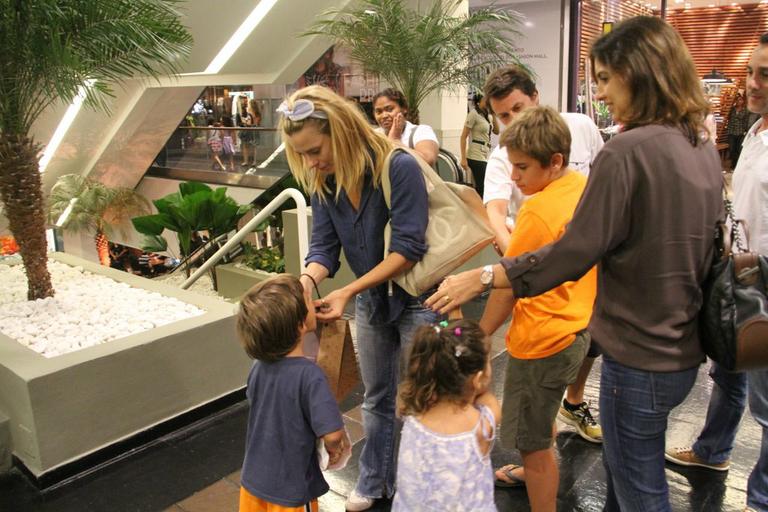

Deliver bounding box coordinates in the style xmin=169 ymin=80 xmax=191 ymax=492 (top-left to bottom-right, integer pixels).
xmin=152 ymin=126 xmax=284 ymax=174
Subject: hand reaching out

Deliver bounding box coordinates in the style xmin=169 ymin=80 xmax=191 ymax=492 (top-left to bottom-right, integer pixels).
xmin=315 ymin=288 xmax=353 ymax=322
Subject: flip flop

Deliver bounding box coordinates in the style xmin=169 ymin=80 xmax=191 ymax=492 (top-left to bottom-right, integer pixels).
xmin=494 ymin=464 xmax=526 ymax=488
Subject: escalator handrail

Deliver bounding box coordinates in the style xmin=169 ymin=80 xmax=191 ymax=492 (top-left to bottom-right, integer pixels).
xmin=437 ymin=148 xmax=470 ymax=184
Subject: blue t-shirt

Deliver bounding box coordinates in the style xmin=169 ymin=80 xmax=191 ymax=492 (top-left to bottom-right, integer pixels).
xmin=241 ymin=357 xmax=344 ymax=507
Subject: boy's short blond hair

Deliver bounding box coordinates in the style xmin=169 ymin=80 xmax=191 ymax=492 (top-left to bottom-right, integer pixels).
xmin=236 ymin=274 xmax=307 ymax=362
xmin=499 ymin=106 xmax=571 ymax=168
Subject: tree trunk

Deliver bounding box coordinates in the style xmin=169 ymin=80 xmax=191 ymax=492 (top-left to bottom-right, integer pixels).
xmin=0 ymin=134 xmax=54 ymax=300
xmin=94 ymin=231 xmax=110 ymax=266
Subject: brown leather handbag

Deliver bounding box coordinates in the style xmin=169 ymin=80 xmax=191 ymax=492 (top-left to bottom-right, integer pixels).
xmin=699 ymin=195 xmax=768 ymax=371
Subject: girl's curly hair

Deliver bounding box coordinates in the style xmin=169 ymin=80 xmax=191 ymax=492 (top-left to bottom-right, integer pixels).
xmin=398 ymin=319 xmax=489 ymax=416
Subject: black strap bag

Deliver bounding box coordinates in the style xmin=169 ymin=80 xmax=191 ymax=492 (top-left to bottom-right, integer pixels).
xmin=699 ymin=193 xmax=768 ymax=371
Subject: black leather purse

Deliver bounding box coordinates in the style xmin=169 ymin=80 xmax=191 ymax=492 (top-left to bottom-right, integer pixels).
xmin=699 ymin=194 xmax=768 ymax=371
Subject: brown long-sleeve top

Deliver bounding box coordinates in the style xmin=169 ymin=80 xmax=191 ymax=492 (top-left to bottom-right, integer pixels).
xmin=500 ymin=125 xmax=723 ymax=372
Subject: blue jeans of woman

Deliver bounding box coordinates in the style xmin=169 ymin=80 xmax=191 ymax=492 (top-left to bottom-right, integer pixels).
xmin=353 ymin=291 xmax=438 ymax=499
xmin=600 ymin=355 xmax=699 ymax=511
xmin=747 ymin=369 xmax=768 ymax=510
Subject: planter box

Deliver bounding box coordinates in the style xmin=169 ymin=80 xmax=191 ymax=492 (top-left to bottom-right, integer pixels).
xmin=215 ymin=264 xmax=276 ymax=300
xmin=0 ymin=253 xmax=250 ymax=477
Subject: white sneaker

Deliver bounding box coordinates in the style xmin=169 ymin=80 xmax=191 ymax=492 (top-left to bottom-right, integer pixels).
xmin=345 ymin=490 xmax=375 ymax=511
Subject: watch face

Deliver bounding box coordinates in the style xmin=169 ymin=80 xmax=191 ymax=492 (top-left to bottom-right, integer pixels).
xmin=481 ymin=268 xmax=493 ymax=285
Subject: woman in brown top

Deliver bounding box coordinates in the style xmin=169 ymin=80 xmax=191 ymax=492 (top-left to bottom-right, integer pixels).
xmin=427 ymin=16 xmax=722 ymax=512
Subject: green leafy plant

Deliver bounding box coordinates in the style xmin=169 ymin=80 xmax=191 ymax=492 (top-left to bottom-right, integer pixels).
xmin=132 ymin=181 xmax=251 ymax=259
xmin=132 ymin=181 xmax=250 ymax=288
xmin=305 ymin=0 xmax=526 ymax=123
xmin=48 ymin=174 xmax=151 ymax=266
xmin=592 ymin=100 xmax=611 ymax=120
xmin=0 ymin=0 xmax=192 ymax=300
xmin=240 ymin=242 xmax=285 ymax=274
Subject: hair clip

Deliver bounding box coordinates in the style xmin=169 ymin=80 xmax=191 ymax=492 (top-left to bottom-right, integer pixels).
xmin=454 ymin=327 xmax=462 ymax=337
xmin=438 ymin=320 xmax=449 ymax=328
xmin=276 ymin=99 xmax=328 ymax=122
xmin=433 ymin=325 xmax=440 ymax=334
xmin=455 ymin=345 xmax=466 ymax=358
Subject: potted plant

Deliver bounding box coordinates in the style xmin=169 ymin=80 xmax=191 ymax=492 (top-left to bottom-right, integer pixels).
xmin=47 ymin=174 xmax=152 ymax=266
xmin=305 ymin=0 xmax=526 ymax=123
xmin=131 ymin=181 xmax=251 ymax=285
xmin=0 ymin=0 xmax=192 ymax=300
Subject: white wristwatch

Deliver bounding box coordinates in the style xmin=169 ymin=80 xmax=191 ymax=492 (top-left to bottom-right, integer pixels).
xmin=480 ymin=265 xmax=494 ymax=292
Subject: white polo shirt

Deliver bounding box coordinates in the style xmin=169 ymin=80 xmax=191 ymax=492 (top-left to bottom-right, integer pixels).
xmin=483 ymin=112 xmax=604 ymax=226
xmin=732 ymin=118 xmax=768 ymax=254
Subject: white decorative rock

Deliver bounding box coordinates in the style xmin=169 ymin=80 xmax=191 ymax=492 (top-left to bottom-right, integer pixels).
xmin=0 ymin=261 xmax=206 ymax=358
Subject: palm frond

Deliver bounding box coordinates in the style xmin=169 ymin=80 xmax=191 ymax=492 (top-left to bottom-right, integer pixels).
xmin=47 ymin=173 xmax=151 ymax=239
xmin=304 ymin=0 xmax=527 ymax=120
xmin=0 ymin=0 xmax=192 ymax=134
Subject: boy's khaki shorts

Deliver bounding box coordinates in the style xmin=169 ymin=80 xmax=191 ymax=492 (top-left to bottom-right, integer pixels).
xmin=500 ymin=331 xmax=590 ymax=452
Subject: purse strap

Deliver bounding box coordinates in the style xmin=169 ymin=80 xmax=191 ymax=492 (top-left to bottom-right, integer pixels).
xmin=301 ymin=273 xmax=322 ymax=299
xmin=723 ymin=194 xmax=747 ymax=253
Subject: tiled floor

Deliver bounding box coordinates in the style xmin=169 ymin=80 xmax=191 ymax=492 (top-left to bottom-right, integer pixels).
xmin=0 ymin=297 xmax=762 ymax=511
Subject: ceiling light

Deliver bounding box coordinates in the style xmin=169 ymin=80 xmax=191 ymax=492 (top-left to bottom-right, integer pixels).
xmin=204 ymin=0 xmax=279 ymax=74
xmin=702 ymin=69 xmax=732 ymax=83
xmin=38 ymin=80 xmax=95 ymax=173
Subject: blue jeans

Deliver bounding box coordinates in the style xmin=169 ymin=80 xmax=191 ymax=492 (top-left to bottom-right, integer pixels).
xmin=354 ymin=291 xmax=438 ymax=499
xmin=692 ymin=362 xmax=747 ymax=464
xmin=600 ymin=355 xmax=699 ymax=512
xmin=747 ymin=369 xmax=768 ymax=510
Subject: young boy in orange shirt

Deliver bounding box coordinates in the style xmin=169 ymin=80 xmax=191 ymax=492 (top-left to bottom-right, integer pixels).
xmin=479 ymin=106 xmax=597 ymax=512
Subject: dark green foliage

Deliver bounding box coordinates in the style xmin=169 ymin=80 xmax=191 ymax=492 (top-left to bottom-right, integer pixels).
xmin=240 ymin=242 xmax=285 ymax=274
xmin=131 ymin=181 xmax=250 ymax=257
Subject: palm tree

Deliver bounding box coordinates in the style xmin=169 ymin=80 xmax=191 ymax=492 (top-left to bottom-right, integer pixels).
xmin=305 ymin=0 xmax=526 ymax=123
xmin=48 ymin=174 xmax=152 ymax=266
xmin=0 ymin=0 xmax=192 ymax=300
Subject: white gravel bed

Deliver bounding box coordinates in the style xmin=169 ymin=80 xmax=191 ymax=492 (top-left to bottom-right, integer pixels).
xmin=0 ymin=260 xmax=205 ymax=358
xmin=154 ymin=272 xmax=222 ymax=298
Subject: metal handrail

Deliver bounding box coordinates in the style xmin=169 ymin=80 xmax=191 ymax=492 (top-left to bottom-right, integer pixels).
xmin=436 ymin=149 xmax=466 ymax=183
xmin=180 ymin=188 xmax=309 ymax=290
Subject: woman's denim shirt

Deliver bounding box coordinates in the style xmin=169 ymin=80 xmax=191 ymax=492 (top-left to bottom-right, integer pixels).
xmin=305 ymin=152 xmax=428 ymax=325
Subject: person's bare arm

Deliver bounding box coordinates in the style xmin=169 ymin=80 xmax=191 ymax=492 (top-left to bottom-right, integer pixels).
xmin=459 ymin=125 xmax=471 ymax=172
xmin=413 ymin=140 xmax=439 ymax=167
xmin=487 ymin=199 xmax=512 ymax=253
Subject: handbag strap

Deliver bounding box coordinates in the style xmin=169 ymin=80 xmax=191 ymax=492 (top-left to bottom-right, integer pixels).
xmin=723 ymin=194 xmax=747 ymax=253
xmin=300 ymin=273 xmax=322 ymax=299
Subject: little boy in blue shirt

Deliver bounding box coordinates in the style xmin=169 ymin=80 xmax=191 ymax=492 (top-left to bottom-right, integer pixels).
xmin=236 ymin=274 xmax=348 ymax=512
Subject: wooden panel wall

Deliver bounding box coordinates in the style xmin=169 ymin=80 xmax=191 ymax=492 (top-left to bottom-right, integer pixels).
xmin=667 ymin=4 xmax=768 ymax=92
xmin=578 ymin=1 xmax=653 ymax=91
xmin=668 ymin=4 xmax=767 ymax=142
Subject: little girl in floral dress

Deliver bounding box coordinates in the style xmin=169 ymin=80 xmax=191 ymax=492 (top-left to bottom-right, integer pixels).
xmin=393 ymin=319 xmax=500 ymax=511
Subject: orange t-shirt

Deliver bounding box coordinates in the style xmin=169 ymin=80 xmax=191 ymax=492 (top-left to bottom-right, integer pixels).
xmin=504 ymin=171 xmax=596 ymax=359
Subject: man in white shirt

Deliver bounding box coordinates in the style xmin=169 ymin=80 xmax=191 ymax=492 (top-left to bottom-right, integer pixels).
xmin=481 ymin=67 xmax=605 ymax=489
xmin=482 ymin=67 xmax=604 ymax=252
xmin=665 ymin=33 xmax=768 ymax=512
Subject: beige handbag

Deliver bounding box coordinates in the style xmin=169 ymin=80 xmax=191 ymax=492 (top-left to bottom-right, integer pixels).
xmin=381 ymin=147 xmax=495 ymax=296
